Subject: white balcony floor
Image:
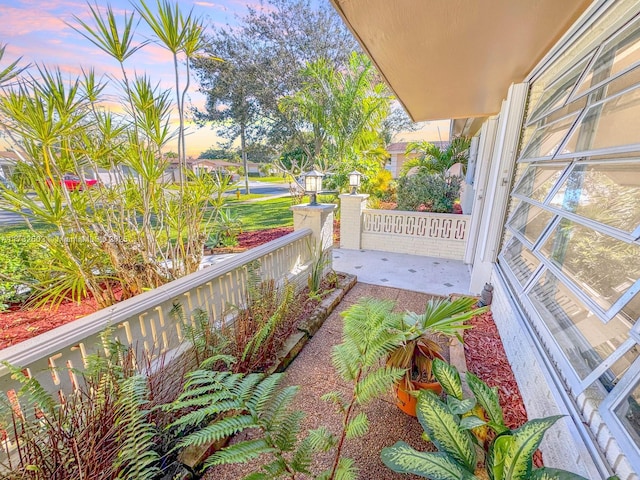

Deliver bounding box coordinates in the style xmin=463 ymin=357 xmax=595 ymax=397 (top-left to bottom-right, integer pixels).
xmin=332 ymin=248 xmax=471 ymax=297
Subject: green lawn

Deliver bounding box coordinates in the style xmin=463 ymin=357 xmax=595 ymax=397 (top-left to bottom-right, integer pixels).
xmin=223 ymin=196 xmax=298 ymax=231
xmin=250 ymin=175 xmax=293 ymax=183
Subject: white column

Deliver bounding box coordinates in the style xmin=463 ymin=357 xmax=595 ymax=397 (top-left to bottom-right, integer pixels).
xmin=469 ymin=82 xmax=528 ymax=294
xmin=338 ymin=193 xmax=369 ymax=250
xmin=290 ymin=203 xmax=337 ymax=251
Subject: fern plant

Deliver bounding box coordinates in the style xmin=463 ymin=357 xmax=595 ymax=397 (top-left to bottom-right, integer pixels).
xmin=0 ymin=344 xmax=161 ymax=479
xmin=166 ymin=370 xmax=333 ymax=478
xmin=319 ymin=298 xmax=407 ymax=480
xmin=381 ymin=358 xmax=612 ymax=480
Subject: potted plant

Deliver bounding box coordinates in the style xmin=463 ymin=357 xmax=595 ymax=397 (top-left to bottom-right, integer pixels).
xmin=387 ymin=296 xmax=486 ymax=416
xmin=382 ymin=359 xmax=608 ymax=480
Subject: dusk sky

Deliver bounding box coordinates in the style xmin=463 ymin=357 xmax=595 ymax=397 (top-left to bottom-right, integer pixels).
xmin=0 ymin=0 xmax=273 ymax=156
xmin=1 ymin=0 xmax=448 ymax=156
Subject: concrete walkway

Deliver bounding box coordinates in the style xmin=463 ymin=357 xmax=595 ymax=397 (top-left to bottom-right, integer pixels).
xmin=332 ymin=248 xmax=471 ymax=297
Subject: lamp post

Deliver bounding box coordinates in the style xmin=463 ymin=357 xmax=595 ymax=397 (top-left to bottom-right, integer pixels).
xmin=348 ymin=170 xmax=362 ymax=194
xmin=304 ymin=169 xmax=324 ymax=206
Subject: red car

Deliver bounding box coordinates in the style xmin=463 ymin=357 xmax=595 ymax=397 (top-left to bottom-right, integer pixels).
xmin=47 ymin=174 xmax=99 ymax=191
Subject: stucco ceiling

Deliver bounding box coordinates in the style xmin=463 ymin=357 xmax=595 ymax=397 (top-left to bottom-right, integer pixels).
xmin=330 ymin=0 xmax=592 ymax=122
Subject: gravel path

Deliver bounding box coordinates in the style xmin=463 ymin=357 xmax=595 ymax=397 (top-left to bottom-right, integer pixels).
xmin=204 ymin=283 xmax=441 ymax=480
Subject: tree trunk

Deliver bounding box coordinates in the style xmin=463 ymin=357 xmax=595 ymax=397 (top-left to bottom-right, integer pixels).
xmin=241 ymin=124 xmax=250 ymax=195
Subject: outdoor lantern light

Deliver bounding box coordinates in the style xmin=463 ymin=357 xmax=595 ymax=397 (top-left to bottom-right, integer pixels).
xmin=304 ymin=169 xmax=324 ymax=206
xmin=348 ymin=170 xmax=362 ymax=194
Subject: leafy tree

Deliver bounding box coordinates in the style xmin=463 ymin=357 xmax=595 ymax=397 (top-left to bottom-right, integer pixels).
xmin=193 ymin=0 xmax=358 ymax=162
xmin=401 ymin=136 xmax=471 ymax=176
xmin=280 ymin=53 xmax=392 ymax=192
xmin=199 ymin=147 xmax=235 ymax=160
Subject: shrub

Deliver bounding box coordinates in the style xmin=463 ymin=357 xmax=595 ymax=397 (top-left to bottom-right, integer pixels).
xmin=396 ymin=172 xmax=462 ymax=213
xmin=0 ymin=235 xmax=43 ymax=309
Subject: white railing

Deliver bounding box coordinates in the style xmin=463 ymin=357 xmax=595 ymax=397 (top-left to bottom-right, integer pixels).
xmin=0 ymin=228 xmax=314 ymax=404
xmin=361 ymin=210 xmax=470 ymax=259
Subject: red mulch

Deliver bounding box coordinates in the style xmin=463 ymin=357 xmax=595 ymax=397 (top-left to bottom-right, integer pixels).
xmin=0 ymin=228 xmax=296 ymax=349
xmin=465 ymin=311 xmax=544 ymax=468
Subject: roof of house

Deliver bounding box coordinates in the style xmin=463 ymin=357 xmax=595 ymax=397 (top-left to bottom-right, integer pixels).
xmin=194 ymin=159 xmax=261 ymax=168
xmin=330 ymin=0 xmax=591 ymax=121
xmin=0 ymin=151 xmax=20 ymax=163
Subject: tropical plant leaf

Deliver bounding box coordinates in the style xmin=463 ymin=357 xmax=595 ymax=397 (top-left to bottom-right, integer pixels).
xmin=446 ymin=397 xmax=477 ymax=415
xmin=487 ymin=431 xmax=513 ymax=480
xmin=381 ymin=441 xmax=476 ymax=480
xmin=459 ymin=416 xmax=487 ymax=431
xmin=466 ymin=371 xmax=508 ymax=434
xmin=433 ymin=357 xmax=463 ymax=400
xmin=416 ymin=390 xmax=476 ymax=471
xmin=529 ymin=467 xmax=591 ymax=480
xmin=503 ymin=416 xmax=564 ymax=480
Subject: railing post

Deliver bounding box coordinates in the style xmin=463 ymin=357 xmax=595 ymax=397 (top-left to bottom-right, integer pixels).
xmin=338 ymin=193 xmax=369 ymax=250
xmin=290 ymin=203 xmax=337 ymax=251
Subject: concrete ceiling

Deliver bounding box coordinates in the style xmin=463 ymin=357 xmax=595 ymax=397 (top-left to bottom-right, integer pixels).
xmin=330 ymin=0 xmax=592 ymax=122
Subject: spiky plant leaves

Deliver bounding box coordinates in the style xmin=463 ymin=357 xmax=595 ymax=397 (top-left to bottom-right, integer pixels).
xmin=113 ymin=375 xmax=161 ymax=480
xmin=415 ymin=390 xmax=477 ymax=472
xmin=71 ymin=3 xmax=146 ymax=63
xmin=354 ymin=366 xmax=405 ymax=404
xmin=381 ymin=441 xmax=476 ymax=480
xmin=502 ymin=416 xmax=564 ymax=480
xmin=528 ymin=468 xmax=591 ymax=480
xmin=459 ymin=416 xmax=487 ymax=431
xmin=466 ymin=371 xmax=508 ymax=434
xmin=433 ymin=357 xmax=464 ymax=400
xmin=345 ymin=411 xmax=370 ymax=439
xmin=414 ymin=296 xmax=486 ymax=337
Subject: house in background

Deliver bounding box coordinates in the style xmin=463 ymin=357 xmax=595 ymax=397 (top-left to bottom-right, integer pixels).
xmin=0 ymin=151 xmax=18 ymax=180
xmin=331 ymin=0 xmax=640 ymax=478
xmin=192 ymin=158 xmax=261 ymax=176
xmin=385 ymin=140 xmax=449 ymax=178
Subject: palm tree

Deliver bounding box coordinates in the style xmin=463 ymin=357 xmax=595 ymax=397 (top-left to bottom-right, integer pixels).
xmin=400 ymin=136 xmax=471 ymax=176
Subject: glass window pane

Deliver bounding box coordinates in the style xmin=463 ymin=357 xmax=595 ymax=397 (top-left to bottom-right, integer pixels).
xmin=614 ymin=376 xmax=640 ymax=449
xmin=599 ymin=346 xmax=640 ymax=392
xmin=528 ymin=271 xmax=634 ymax=379
xmin=520 ymin=113 xmax=579 ymax=160
xmin=513 ymin=163 xmax=567 ymax=202
xmin=622 ymin=291 xmax=640 ymax=323
xmin=502 ymin=237 xmax=540 ymax=287
xmin=549 ymin=161 xmax=640 ymax=232
xmin=562 ymin=87 xmax=640 ymax=155
xmin=540 ymin=219 xmax=640 ymax=311
xmin=527 ymin=54 xmax=592 ymax=123
xmin=508 ymin=202 xmax=554 ymax=245
xmin=574 ymin=16 xmax=640 ymax=99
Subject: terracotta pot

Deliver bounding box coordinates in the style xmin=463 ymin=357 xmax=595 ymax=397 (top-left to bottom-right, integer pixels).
xmin=395 ymin=380 xmax=443 ymax=417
